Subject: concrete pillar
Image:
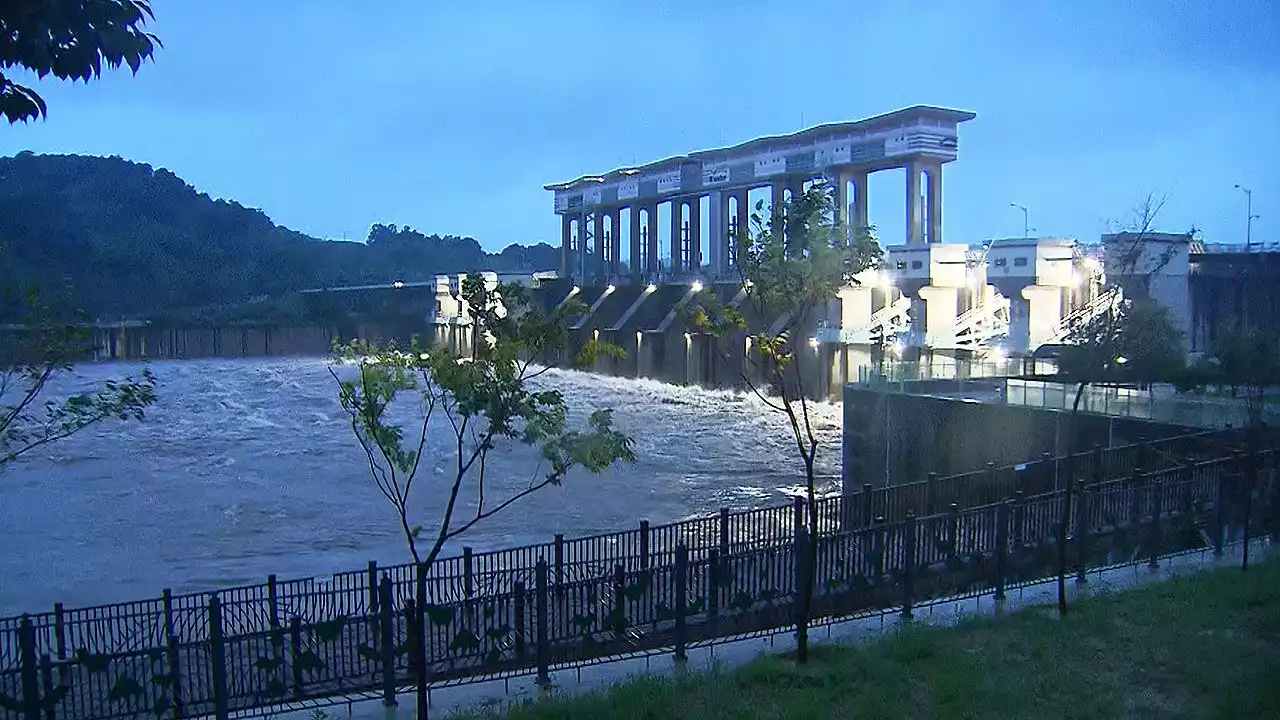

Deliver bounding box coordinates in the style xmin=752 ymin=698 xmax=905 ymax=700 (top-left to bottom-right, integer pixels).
xmin=435 ymin=275 xmax=459 ymax=319
xmin=592 ymin=211 xmax=606 ymax=282
xmin=646 ymin=205 xmax=660 ymax=276
xmin=708 ymin=191 xmax=727 ymax=278
xmin=669 ymin=198 xmax=684 ymax=276
xmin=1022 ymin=285 xmax=1065 ymax=350
xmin=688 ymin=195 xmax=702 ymax=273
xmin=836 ymin=285 xmax=874 ymax=332
xmin=832 ymin=171 xmax=850 ymax=228
xmin=576 ymin=212 xmax=587 ymax=281
xmin=906 ymin=161 xmax=923 ymax=246
xmin=916 ymin=285 xmax=959 ymax=346
xmin=787 ymin=176 xmax=806 ymax=201
xmin=612 ymin=208 xmax=624 ymax=276
xmin=926 ymin=164 xmax=942 ymax=245
xmin=771 ymin=182 xmax=786 ymax=221
xmin=851 ymin=171 xmax=869 ymax=234
xmin=629 ymin=206 xmax=642 ymax=279
xmin=560 ymin=214 xmax=572 ymax=278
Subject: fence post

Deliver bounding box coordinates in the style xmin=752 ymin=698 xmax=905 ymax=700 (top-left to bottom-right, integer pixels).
xmin=367 ymin=561 xmax=379 ymax=617
xmin=1242 ymin=450 xmax=1255 ymax=572
xmin=166 ymin=634 xmax=183 ymax=720
xmin=378 ymin=577 xmax=396 ymax=707
xmin=639 ymin=520 xmax=651 ymax=570
xmin=707 ymin=549 xmax=720 ymax=618
xmin=1214 ymin=460 xmax=1227 ymax=558
xmin=534 ymin=559 xmax=550 ymax=689
xmin=553 ymin=534 xmax=565 ymax=587
xmin=1013 ymin=491 xmax=1026 ymax=547
xmin=1075 ymin=483 xmax=1091 ymax=584
xmin=413 ymin=562 xmax=428 ymax=715
xmin=19 ymin=617 xmax=39 ymax=720
xmin=463 ymin=547 xmax=475 ymax=599
xmin=1128 ymin=467 xmax=1143 ymax=528
xmin=53 ymin=602 xmax=67 ymax=686
xmin=902 ymin=513 xmax=916 ymax=620
xmin=513 ymin=580 xmax=527 ymax=659
xmin=872 ymin=516 xmax=886 ymax=579
xmin=718 ymin=508 xmax=730 ymax=558
xmin=673 ymin=544 xmax=689 ymax=664
xmin=792 ymin=496 xmax=805 ymax=542
xmin=926 ymin=472 xmax=939 ymax=515
xmin=159 ymin=589 xmax=174 ymax=643
xmin=612 ymin=563 xmax=626 ymax=643
xmin=289 ymin=616 xmax=304 ymax=695
xmin=862 ymin=484 xmax=874 ymax=527
xmin=207 ymin=596 xmax=230 ymax=720
xmin=267 ymin=574 xmax=279 ymax=629
xmin=995 ymin=502 xmax=1009 ymax=602
xmin=947 ymin=502 xmax=960 ymax=565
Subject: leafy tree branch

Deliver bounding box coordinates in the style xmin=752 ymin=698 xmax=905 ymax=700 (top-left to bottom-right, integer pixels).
xmin=331 ymin=275 xmax=635 ymax=571
xmin=1 ymin=284 xmax=157 ymax=469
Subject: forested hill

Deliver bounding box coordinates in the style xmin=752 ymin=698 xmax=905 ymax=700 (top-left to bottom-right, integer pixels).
xmin=0 ymin=152 xmax=558 ymax=320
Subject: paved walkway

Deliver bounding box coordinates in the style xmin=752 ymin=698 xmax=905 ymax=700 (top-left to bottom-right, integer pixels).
xmin=264 ymin=538 xmax=1272 ymax=720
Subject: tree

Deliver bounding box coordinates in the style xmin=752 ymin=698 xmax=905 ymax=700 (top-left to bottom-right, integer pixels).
xmin=1 ymin=284 xmax=156 ymax=469
xmin=329 ymin=275 xmax=636 ymax=569
xmin=1182 ymin=329 xmax=1280 ymax=434
xmin=683 ymin=183 xmax=882 ymax=662
xmin=1 ymin=0 xmax=161 ymax=124
xmin=0 ymin=154 xmax=561 ymax=320
xmin=1179 ymin=328 xmax=1280 ymax=570
xmin=1054 ymin=194 xmax=1189 ymax=614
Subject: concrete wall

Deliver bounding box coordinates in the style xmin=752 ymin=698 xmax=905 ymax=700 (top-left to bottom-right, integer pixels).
xmin=82 ymin=321 xmax=430 ymax=362
xmin=842 ymin=386 xmax=1195 ymax=488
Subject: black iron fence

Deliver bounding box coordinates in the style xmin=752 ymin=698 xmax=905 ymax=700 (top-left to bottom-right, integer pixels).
xmin=1 ymin=426 xmax=1273 ymax=720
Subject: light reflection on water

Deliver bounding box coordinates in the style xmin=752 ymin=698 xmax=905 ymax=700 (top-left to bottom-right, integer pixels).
xmin=0 ymin=357 xmax=842 ymax=615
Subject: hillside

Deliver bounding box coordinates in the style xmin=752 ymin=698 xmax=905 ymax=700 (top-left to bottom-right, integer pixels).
xmin=0 ymin=152 xmax=558 ymax=320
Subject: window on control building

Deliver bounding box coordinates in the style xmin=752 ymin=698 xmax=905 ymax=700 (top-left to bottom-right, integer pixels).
xmin=911 ymin=260 xmax=923 ymax=270
xmin=1014 ymin=257 xmax=1028 ymax=267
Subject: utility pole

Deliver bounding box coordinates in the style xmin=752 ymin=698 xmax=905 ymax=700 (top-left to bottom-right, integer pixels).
xmin=1235 ymin=184 xmax=1259 ymax=251
xmin=1010 ymin=203 xmax=1029 ymax=239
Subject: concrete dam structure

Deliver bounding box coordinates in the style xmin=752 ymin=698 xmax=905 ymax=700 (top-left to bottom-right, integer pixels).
xmin=432 ymin=271 xmax=843 ymax=398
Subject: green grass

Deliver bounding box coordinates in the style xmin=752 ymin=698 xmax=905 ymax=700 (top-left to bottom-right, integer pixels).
xmin=455 ymin=559 xmax=1280 ymax=719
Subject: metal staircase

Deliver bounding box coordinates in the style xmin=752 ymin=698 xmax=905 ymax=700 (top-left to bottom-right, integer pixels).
xmin=1043 ymin=287 xmax=1122 ymax=346
xmin=948 ymin=293 xmax=1011 ymax=349
xmin=816 ymin=296 xmax=912 ymax=345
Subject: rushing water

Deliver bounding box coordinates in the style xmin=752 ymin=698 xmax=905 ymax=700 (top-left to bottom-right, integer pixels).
xmin=0 ymin=358 xmax=842 ymax=617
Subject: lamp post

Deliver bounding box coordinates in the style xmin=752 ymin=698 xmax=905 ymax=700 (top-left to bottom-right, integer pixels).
xmin=1010 ymin=203 xmax=1029 ymax=239
xmin=1234 ymin=184 xmax=1259 ymax=251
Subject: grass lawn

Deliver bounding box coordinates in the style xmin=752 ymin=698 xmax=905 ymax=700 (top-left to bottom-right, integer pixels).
xmin=456 ymin=559 xmax=1280 ymax=719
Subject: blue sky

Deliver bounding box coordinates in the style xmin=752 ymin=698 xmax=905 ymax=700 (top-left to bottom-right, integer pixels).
xmin=2 ymin=0 xmax=1277 ymax=252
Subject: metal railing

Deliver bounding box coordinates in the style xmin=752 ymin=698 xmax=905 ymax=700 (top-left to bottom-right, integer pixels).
xmin=0 ymin=428 xmax=1267 ymax=720
xmin=1005 ymin=379 xmax=1280 ymax=429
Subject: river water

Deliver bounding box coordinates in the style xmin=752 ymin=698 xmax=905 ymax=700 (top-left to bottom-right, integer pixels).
xmin=0 ymin=358 xmax=842 ymax=617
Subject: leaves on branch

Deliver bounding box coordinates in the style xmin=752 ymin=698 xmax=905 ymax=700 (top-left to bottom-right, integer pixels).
xmin=1 ymin=0 xmax=161 ymax=123
xmin=1 ymin=284 xmax=158 ymax=468
xmin=330 ymin=274 xmax=636 ymax=568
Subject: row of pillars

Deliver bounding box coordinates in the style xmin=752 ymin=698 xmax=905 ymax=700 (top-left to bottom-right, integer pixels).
xmin=558 ymin=159 xmax=944 ymax=285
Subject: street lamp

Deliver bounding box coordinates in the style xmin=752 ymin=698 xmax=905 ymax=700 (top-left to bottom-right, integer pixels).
xmin=1010 ymin=203 xmax=1030 ymax=239
xmin=1234 ymin=184 xmax=1259 ymax=251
